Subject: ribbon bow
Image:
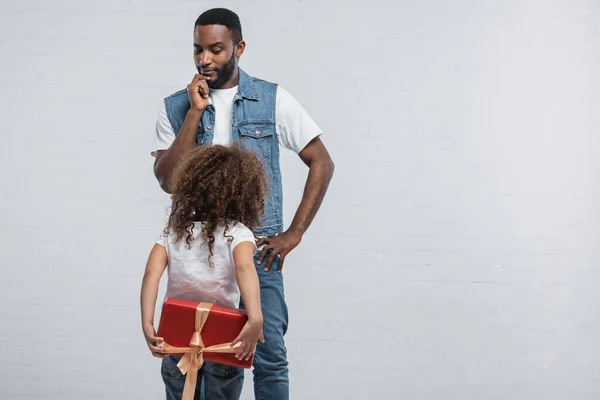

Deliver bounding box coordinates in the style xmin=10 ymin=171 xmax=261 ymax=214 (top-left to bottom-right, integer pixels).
xmin=161 ymin=302 xmax=241 ymax=400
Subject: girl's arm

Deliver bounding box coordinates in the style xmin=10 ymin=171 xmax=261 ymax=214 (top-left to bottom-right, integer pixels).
xmin=140 ymin=243 xmax=168 ymax=357
xmin=231 ymin=241 xmax=264 ymax=360
xmin=233 ymin=241 xmax=263 ymax=323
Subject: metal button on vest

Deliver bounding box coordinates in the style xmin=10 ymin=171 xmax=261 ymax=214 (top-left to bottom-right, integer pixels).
xmin=207 ymin=125 xmax=213 ymax=130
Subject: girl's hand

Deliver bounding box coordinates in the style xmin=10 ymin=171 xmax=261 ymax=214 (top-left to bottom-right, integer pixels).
xmin=230 ymin=319 xmax=265 ymax=361
xmin=143 ymin=323 xmax=165 ymax=358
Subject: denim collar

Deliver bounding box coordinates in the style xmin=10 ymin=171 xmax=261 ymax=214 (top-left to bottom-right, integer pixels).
xmin=236 ymin=68 xmax=259 ymax=101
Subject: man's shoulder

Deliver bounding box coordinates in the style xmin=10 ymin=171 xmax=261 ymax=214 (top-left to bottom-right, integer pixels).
xmin=164 ymin=88 xmax=188 ymax=101
xmin=249 ymin=74 xmax=277 ymax=86
xmin=163 ymin=88 xmax=190 ymax=116
xmin=244 ymin=70 xmax=278 ymax=90
xmin=247 ymin=75 xmax=294 ymax=102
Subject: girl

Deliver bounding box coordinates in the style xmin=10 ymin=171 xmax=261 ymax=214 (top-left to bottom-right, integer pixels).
xmin=140 ymin=145 xmax=267 ymax=400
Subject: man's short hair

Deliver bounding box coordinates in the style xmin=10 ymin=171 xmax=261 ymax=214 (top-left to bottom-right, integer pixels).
xmin=195 ymin=8 xmax=243 ymax=44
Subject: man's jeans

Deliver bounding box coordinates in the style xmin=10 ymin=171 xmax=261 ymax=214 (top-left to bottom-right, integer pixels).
xmin=247 ymin=252 xmax=290 ymax=399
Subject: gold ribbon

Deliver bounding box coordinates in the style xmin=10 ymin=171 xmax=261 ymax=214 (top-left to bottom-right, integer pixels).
xmin=161 ymin=302 xmax=241 ymax=400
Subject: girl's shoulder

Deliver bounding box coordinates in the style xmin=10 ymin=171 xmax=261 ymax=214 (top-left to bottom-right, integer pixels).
xmin=226 ymin=222 xmax=257 ymax=250
xmin=227 ymin=222 xmax=257 ymax=241
xmin=227 ymin=221 xmax=253 ymax=235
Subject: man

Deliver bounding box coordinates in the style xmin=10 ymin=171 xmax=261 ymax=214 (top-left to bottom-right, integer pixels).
xmin=151 ymin=8 xmax=334 ymax=399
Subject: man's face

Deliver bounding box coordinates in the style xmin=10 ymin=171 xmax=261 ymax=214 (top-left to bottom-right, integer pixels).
xmin=193 ymin=25 xmax=240 ymax=89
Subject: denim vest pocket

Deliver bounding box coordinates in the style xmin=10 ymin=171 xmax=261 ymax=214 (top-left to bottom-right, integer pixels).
xmin=238 ymin=123 xmax=274 ymax=162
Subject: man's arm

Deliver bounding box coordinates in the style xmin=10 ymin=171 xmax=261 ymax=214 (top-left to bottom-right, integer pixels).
xmin=257 ymin=136 xmax=334 ymax=272
xmin=289 ymin=137 xmax=335 ymax=237
xmin=154 ymin=74 xmax=210 ymax=193
xmin=154 ymin=108 xmax=202 ymax=193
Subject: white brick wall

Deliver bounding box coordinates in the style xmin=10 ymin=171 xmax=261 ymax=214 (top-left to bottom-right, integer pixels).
xmin=1 ymin=0 xmax=599 ymax=398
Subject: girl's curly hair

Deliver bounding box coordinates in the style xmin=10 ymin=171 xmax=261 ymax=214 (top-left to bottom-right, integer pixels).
xmin=166 ymin=144 xmax=268 ymax=265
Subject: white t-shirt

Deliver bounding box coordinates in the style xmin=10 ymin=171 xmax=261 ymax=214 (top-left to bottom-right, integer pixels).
xmin=151 ymin=85 xmax=322 ymax=156
xmin=208 ymin=86 xmax=237 ymax=146
xmin=156 ymin=222 xmax=257 ymax=309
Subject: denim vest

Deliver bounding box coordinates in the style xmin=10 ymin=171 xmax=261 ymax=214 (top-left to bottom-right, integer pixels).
xmin=163 ymin=69 xmax=283 ymax=237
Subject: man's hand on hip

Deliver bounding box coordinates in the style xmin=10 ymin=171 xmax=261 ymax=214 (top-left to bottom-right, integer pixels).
xmin=256 ymin=230 xmax=302 ymax=273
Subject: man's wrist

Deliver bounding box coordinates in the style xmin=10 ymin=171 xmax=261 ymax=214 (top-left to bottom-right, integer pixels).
xmin=187 ymin=108 xmax=204 ymax=119
xmin=287 ymin=226 xmax=304 ymax=238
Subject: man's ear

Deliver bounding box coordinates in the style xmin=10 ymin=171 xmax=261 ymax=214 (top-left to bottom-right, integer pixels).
xmin=235 ymin=41 xmax=246 ymax=57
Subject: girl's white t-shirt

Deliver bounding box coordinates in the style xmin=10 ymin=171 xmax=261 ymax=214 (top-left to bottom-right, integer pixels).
xmin=156 ymin=222 xmax=257 ymax=309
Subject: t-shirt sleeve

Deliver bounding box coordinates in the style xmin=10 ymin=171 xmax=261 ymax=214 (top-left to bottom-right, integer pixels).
xmin=151 ymin=100 xmax=176 ymax=157
xmin=229 ymin=224 xmax=258 ymax=253
xmin=156 ymin=208 xmax=172 ymax=247
xmin=275 ymin=86 xmax=323 ymax=154
xmin=156 ymin=229 xmax=166 ymax=247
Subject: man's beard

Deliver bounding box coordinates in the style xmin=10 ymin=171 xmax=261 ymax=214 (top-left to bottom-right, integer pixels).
xmin=198 ymin=49 xmax=237 ymax=89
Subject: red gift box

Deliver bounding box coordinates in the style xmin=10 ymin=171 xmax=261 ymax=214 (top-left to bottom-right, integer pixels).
xmin=157 ymin=297 xmax=253 ymax=369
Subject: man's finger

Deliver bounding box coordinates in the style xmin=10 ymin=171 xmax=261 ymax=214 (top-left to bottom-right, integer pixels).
xmin=264 ymin=249 xmax=278 ymax=271
xmin=277 ymin=255 xmax=286 ymax=273
xmin=197 ymin=81 xmax=209 ymax=98
xmin=193 ymin=74 xmax=210 ymax=81
xmin=193 ymin=77 xmax=210 ymax=88
xmin=257 ymin=245 xmax=271 ymax=265
xmin=256 ymin=237 xmax=267 ymax=247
